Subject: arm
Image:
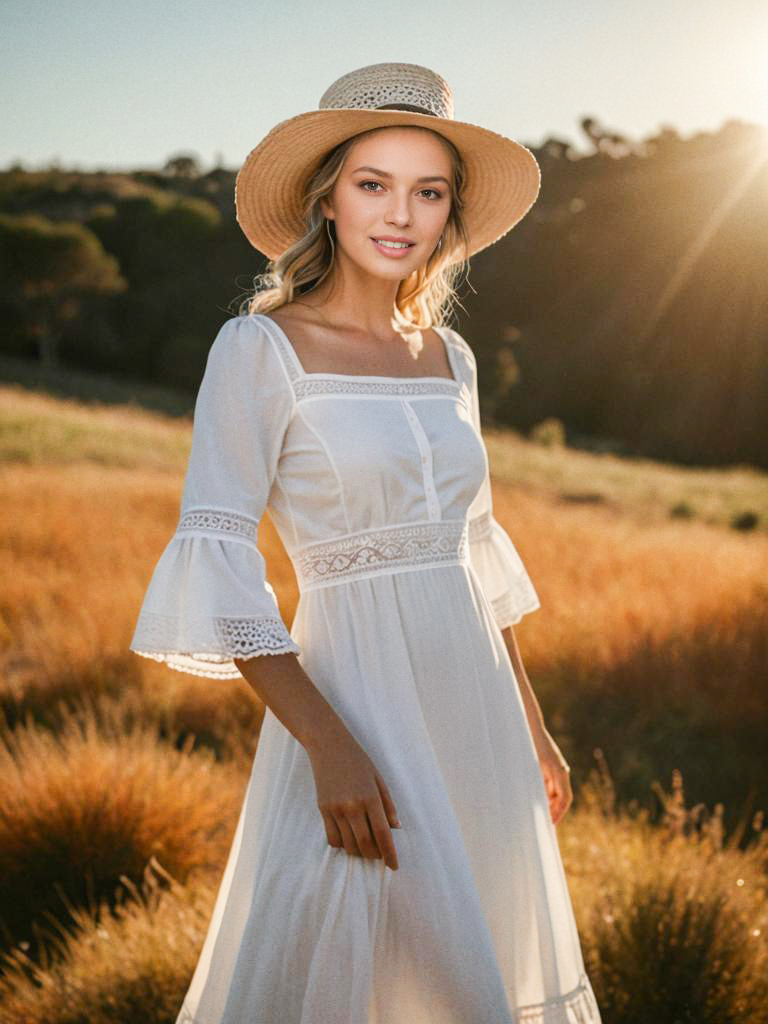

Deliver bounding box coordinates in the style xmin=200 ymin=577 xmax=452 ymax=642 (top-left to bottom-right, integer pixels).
xmin=233 ymin=650 xmax=348 ymax=753
xmin=235 ymin=651 xmax=402 ymax=871
xmin=129 ymin=314 xmax=401 ymax=867
xmin=501 ymin=623 xmax=573 ymax=825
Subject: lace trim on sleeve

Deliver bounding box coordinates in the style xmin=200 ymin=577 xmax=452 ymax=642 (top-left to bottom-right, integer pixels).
xmin=467 ymin=509 xmax=493 ymax=543
xmin=133 ymin=612 xmax=300 ymax=660
xmin=177 ymin=507 xmax=260 ymax=546
xmin=491 ymin=590 xmax=541 ymax=629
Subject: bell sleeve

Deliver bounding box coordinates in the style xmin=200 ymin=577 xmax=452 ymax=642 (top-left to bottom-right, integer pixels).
xmin=129 ymin=314 xmax=301 ymax=679
xmin=461 ymin=334 xmax=541 ymax=630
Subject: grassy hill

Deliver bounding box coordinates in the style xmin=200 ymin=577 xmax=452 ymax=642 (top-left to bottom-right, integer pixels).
xmin=1 ymin=381 xmax=767 ymax=1021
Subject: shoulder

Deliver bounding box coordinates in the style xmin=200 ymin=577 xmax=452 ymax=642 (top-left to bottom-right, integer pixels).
xmin=196 ymin=315 xmax=297 ymax=424
xmin=208 ymin=313 xmax=278 ymax=361
xmin=437 ymin=325 xmax=477 ymax=382
xmin=437 ymin=324 xmax=475 ymax=364
xmin=206 ymin=314 xmax=294 ymax=394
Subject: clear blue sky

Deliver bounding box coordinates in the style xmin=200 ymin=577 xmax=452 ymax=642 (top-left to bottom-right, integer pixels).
xmin=2 ymin=0 xmax=767 ymax=172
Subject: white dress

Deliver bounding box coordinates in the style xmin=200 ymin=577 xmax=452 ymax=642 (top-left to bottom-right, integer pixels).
xmin=130 ymin=312 xmax=602 ymax=1024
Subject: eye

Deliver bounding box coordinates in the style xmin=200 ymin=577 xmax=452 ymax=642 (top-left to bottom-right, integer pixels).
xmin=360 ymin=180 xmax=444 ymax=199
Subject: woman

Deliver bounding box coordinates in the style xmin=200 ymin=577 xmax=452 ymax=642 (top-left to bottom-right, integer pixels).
xmin=131 ymin=62 xmax=602 ymax=1024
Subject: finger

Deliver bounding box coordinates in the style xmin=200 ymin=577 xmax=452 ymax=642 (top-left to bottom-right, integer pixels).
xmin=367 ymin=802 xmax=399 ymax=870
xmin=557 ymin=794 xmax=567 ymax=822
xmin=556 ymin=786 xmax=571 ymax=823
xmin=347 ymin=810 xmax=381 ymax=861
xmin=552 ymin=798 xmax=564 ymax=826
xmin=336 ymin=815 xmax=362 ymax=858
xmin=375 ymin=775 xmax=401 ymax=828
xmin=321 ymin=809 xmax=343 ymax=849
xmin=560 ymin=779 xmax=572 ymax=816
xmin=550 ymin=767 xmax=567 ymax=802
xmin=551 ymin=787 xmax=564 ymax=824
xmin=550 ymin=795 xmax=559 ymax=825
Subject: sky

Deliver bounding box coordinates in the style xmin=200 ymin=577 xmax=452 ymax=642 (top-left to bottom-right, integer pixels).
xmin=2 ymin=0 xmax=768 ymax=173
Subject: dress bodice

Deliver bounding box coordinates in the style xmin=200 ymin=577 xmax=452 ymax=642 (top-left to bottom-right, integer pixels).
xmin=248 ymin=314 xmax=488 ymax=576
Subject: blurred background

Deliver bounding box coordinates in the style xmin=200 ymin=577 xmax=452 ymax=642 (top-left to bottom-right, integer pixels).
xmin=1 ymin=2 xmax=767 ymax=1021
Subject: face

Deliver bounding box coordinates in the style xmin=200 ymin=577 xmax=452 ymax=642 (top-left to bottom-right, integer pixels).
xmin=321 ymin=126 xmax=453 ymax=280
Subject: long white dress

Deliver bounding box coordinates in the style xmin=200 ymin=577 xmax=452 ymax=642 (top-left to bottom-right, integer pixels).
xmin=130 ymin=312 xmax=602 ymax=1024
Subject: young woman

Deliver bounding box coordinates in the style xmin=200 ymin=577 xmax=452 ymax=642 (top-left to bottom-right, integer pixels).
xmin=131 ymin=61 xmax=602 ymax=1024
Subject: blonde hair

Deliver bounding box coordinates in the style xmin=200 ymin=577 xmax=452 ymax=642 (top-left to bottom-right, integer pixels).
xmin=236 ymin=125 xmax=472 ymax=336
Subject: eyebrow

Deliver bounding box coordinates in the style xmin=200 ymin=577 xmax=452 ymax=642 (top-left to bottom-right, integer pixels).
xmin=351 ymin=165 xmax=451 ymax=187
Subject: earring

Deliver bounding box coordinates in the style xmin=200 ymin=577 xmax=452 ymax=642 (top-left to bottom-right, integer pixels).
xmin=325 ymin=218 xmax=335 ymax=254
xmin=437 ymin=235 xmax=443 ymax=251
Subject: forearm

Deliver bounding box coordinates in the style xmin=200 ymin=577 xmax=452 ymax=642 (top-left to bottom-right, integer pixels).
xmin=500 ymin=624 xmax=549 ymax=748
xmin=234 ymin=653 xmax=349 ymax=754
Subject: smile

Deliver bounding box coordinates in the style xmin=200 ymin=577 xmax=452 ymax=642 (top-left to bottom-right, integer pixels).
xmin=371 ymin=237 xmax=416 ymax=256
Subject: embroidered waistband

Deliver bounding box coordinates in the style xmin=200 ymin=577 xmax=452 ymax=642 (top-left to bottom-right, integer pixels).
xmin=292 ymin=520 xmax=470 ymax=591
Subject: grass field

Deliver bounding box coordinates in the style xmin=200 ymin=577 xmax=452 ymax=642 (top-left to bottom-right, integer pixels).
xmin=1 ymin=380 xmax=767 ymax=1022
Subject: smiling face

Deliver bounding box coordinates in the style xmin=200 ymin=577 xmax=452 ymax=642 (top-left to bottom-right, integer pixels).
xmin=320 ymin=126 xmax=454 ymax=281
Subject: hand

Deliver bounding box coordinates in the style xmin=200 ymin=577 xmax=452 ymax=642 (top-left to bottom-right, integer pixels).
xmin=305 ymin=726 xmax=401 ymax=870
xmin=533 ymin=732 xmax=573 ymax=826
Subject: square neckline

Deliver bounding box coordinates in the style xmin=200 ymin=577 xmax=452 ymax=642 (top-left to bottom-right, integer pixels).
xmin=254 ymin=312 xmax=461 ymax=388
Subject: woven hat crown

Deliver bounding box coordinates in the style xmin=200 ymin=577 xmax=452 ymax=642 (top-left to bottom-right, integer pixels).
xmin=319 ymin=62 xmax=455 ymax=120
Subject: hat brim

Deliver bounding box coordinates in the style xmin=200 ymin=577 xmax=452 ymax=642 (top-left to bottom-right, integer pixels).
xmin=234 ymin=108 xmax=541 ymax=261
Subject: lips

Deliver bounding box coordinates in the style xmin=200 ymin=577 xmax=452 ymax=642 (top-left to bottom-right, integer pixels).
xmin=371 ymin=237 xmax=416 ymax=254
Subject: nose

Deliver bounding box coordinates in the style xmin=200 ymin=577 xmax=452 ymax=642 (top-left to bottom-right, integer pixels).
xmin=384 ymin=189 xmax=413 ymax=228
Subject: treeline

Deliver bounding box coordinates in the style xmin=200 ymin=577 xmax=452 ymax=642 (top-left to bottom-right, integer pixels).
xmin=1 ymin=117 xmax=766 ymax=467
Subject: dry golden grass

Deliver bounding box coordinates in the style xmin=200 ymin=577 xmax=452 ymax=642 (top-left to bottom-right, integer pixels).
xmin=490 ymin=480 xmax=768 ymax=672
xmin=3 ymin=456 xmax=765 ymax=719
xmin=0 ymin=382 xmax=191 ymax=470
xmin=2 ymin=383 xmax=768 ymax=1019
xmin=0 ymin=697 xmax=245 ymax=962
xmin=0 ymin=858 xmax=204 ymax=1024
xmin=484 ymin=425 xmax=768 ymax=533
xmin=1 ymin=766 xmax=766 ymax=1024
xmin=0 ymin=461 xmax=280 ymax=756
xmin=491 ymin=482 xmax=768 ymax=833
xmin=563 ymin=761 xmax=768 ymax=1023
xmin=2 ymin=383 xmax=767 ymax=820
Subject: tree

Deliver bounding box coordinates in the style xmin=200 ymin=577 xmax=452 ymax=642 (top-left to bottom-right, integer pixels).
xmin=0 ymin=213 xmax=126 ymax=369
xmin=163 ymin=153 xmax=202 ymax=179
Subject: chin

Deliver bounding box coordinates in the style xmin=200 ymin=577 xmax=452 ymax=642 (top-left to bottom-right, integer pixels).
xmin=360 ymin=258 xmax=418 ymax=281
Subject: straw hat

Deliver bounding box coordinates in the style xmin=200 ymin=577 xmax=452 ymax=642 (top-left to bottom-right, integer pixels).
xmin=234 ymin=62 xmax=541 ymax=261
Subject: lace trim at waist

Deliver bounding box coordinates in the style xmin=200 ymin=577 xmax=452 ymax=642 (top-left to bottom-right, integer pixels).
xmin=291 ymin=520 xmax=470 ymax=591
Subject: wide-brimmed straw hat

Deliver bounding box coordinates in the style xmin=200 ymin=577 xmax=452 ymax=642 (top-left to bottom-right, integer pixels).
xmin=234 ymin=62 xmax=541 ymax=262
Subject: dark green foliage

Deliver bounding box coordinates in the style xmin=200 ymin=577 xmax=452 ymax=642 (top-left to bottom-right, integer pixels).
xmin=1 ymin=119 xmax=767 ymax=467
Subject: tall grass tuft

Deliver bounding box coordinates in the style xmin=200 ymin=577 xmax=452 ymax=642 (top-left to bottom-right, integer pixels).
xmin=0 ymin=858 xmax=209 ymax=1024
xmin=0 ymin=696 xmax=244 ymax=964
xmin=562 ymin=754 xmax=768 ymax=1023
xmin=0 ymin=758 xmax=766 ymax=1023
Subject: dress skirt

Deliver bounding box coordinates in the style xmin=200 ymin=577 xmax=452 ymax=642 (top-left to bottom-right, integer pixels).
xmin=175 ymin=557 xmax=601 ymax=1024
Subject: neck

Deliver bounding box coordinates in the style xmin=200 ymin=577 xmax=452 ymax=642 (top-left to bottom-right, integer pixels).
xmin=301 ymin=250 xmax=408 ymax=336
